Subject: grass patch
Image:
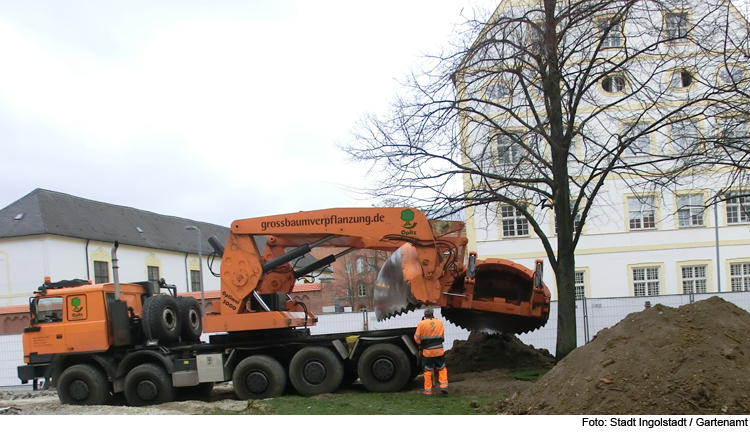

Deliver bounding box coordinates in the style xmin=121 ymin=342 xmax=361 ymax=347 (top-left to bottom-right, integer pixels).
xmin=213 ymin=391 xmax=497 ymax=415
xmin=509 ymin=369 xmax=549 ymax=381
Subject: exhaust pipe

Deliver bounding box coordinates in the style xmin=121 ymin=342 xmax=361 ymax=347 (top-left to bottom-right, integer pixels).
xmin=111 ymin=241 xmax=121 ymax=301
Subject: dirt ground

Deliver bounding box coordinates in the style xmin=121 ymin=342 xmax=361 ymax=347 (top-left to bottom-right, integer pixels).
xmin=486 ymin=296 xmax=750 ymax=415
xmin=0 ymin=369 xmax=531 ymax=415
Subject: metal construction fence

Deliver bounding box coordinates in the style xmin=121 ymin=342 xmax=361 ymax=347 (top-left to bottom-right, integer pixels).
xmin=1 ymin=291 xmax=748 ymax=387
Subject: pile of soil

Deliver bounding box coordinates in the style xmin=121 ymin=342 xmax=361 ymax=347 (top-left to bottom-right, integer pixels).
xmin=446 ymin=331 xmax=555 ymax=373
xmin=484 ymin=296 xmax=750 ymax=415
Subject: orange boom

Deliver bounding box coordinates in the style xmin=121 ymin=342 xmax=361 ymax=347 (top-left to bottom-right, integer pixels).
xmin=205 ymin=207 xmax=550 ymax=334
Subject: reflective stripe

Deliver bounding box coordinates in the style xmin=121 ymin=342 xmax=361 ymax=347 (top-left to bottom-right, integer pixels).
xmin=421 ymin=337 xmax=443 ymax=349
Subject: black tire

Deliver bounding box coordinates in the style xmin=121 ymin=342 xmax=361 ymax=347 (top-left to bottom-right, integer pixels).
xmin=233 ymin=355 xmax=287 ymax=400
xmin=57 ymin=364 xmax=110 ymax=405
xmin=141 ymin=295 xmax=155 ymax=340
xmin=145 ymin=295 xmax=181 ymax=344
xmin=357 ymin=343 xmax=411 ymax=393
xmin=177 ymin=297 xmax=203 ymax=342
xmin=289 ymin=346 xmax=344 ymax=397
xmin=124 ymin=363 xmax=176 ymax=406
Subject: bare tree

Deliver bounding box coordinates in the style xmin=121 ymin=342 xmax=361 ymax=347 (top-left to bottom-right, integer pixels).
xmin=344 ymin=0 xmax=750 ymax=359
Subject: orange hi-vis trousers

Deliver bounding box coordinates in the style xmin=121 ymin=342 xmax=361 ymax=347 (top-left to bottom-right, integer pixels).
xmin=421 ymin=354 xmax=448 ymax=394
xmin=423 ymin=367 xmax=448 ymax=394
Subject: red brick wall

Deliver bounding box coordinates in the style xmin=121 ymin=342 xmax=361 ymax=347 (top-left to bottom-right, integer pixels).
xmin=1 ymin=315 xmax=29 ymax=334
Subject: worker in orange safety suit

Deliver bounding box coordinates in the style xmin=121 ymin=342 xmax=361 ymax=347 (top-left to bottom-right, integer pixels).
xmin=414 ymin=306 xmax=448 ymax=395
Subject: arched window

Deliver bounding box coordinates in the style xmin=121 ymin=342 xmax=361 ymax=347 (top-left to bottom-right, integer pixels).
xmin=601 ymin=74 xmax=626 ymax=93
xmin=358 ymin=283 xmax=366 ymax=297
xmin=670 ymin=69 xmax=693 ymax=89
xmin=356 ymin=257 xmax=364 ymax=273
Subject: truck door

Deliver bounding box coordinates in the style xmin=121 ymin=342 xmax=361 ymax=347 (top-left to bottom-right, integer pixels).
xmin=25 ymin=296 xmax=67 ymax=356
xmin=63 ymin=293 xmax=109 ymax=353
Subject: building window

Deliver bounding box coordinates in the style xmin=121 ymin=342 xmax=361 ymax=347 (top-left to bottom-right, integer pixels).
xmin=633 ymin=266 xmax=660 ymax=296
xmin=496 ymin=133 xmax=523 ymax=164
xmin=628 ymin=196 xmax=656 ymax=230
xmin=357 ymin=283 xmax=367 ymax=297
xmin=93 ymin=261 xmax=109 ymax=284
xmin=669 ymin=69 xmax=693 ymax=89
xmin=671 ymin=120 xmax=699 ymax=154
xmin=677 ymin=194 xmax=704 ymax=227
xmin=528 ymin=22 xmax=543 ymax=54
xmin=345 ymin=263 xmax=352 ymax=273
xmin=574 ymin=271 xmax=586 ymax=299
xmin=147 ymin=266 xmax=160 ymax=284
xmin=554 ymin=202 xmax=582 ymax=236
xmin=601 ymin=74 xmax=626 ymax=93
xmin=665 ymin=12 xmax=689 ymax=42
xmin=622 ymin=121 xmax=651 ymax=155
xmin=681 ymin=265 xmax=707 ymax=294
xmin=597 ymin=17 xmax=623 ymax=48
xmin=718 ymin=66 xmax=744 ymax=85
xmin=356 ymin=257 xmax=364 ymax=274
xmin=190 ymin=270 xmax=202 ymax=292
xmin=486 ymin=82 xmax=510 ymax=101
xmin=730 ymin=263 xmax=750 ymax=291
xmin=719 ymin=117 xmax=748 ymax=147
xmin=500 ymin=204 xmax=530 ymax=237
xmin=726 ymin=192 xmax=750 ymax=224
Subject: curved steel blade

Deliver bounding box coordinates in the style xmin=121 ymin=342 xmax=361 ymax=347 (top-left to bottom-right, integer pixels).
xmin=374 ymin=247 xmax=421 ymax=320
xmin=441 ymin=308 xmax=548 ymax=335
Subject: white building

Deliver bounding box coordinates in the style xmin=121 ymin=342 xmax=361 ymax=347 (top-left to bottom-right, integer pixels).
xmin=0 ymin=189 xmax=227 ymax=307
xmin=459 ymin=0 xmax=750 ymax=299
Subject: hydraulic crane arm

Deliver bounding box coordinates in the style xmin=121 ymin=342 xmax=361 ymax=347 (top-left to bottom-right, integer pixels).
xmin=203 ymin=207 xmax=550 ymax=335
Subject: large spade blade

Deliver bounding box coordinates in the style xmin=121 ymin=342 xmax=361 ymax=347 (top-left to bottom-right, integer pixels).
xmin=374 ymin=245 xmax=422 ymax=320
xmin=441 ymin=308 xmax=548 ymax=335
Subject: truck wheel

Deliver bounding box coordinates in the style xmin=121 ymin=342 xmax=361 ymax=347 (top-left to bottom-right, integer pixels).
xmin=177 ymin=297 xmax=202 ymax=342
xmin=124 ymin=363 xmax=176 ymax=406
xmin=57 ymin=364 xmax=110 ymax=405
xmin=289 ymin=346 xmax=344 ymax=397
xmin=145 ymin=295 xmax=182 ymax=344
xmin=357 ymin=343 xmax=411 ymax=393
xmin=233 ymin=355 xmax=286 ymax=400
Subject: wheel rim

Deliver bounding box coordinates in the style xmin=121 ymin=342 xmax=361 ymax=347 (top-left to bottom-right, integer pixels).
xmin=188 ymin=308 xmax=200 ymax=331
xmin=371 ymin=357 xmax=396 ymax=381
xmin=302 ymin=360 xmax=327 ymax=384
xmin=245 ymin=371 xmax=269 ymax=394
xmin=69 ymin=379 xmax=90 ymax=401
xmin=163 ymin=307 xmax=177 ymax=332
xmin=136 ymin=379 xmax=159 ymax=401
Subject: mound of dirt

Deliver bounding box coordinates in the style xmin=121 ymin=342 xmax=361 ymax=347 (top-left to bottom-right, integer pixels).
xmin=484 ymin=296 xmax=750 ymax=415
xmin=446 ymin=331 xmax=555 ymax=373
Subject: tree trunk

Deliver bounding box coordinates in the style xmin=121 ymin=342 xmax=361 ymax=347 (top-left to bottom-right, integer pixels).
xmin=554 ymin=251 xmax=577 ymax=359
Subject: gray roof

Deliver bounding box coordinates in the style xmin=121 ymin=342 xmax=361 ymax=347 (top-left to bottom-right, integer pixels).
xmin=0 ymin=189 xmax=230 ymax=255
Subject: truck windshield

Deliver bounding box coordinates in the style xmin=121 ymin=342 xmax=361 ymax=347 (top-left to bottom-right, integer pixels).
xmin=35 ymin=297 xmax=63 ymax=323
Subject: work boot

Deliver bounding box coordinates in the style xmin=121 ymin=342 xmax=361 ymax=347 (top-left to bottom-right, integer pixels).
xmin=440 ymin=388 xmax=449 ymax=396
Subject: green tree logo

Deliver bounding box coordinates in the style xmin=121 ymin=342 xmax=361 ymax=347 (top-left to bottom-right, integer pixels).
xmin=71 ymin=297 xmax=83 ymax=312
xmin=401 ymin=209 xmax=417 ymax=229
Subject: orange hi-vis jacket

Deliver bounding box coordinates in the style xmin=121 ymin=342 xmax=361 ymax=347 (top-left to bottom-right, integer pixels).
xmin=414 ymin=317 xmax=445 ymax=357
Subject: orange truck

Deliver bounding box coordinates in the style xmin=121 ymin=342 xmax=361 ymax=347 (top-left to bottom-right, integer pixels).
xmin=17 ymin=207 xmax=550 ymax=406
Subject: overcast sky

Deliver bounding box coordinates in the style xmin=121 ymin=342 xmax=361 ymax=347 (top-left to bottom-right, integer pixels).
xmin=0 ymin=0 xmax=482 ymax=227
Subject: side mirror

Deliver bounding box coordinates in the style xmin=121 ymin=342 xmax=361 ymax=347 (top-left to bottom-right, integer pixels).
xmin=29 ymin=298 xmax=38 ymax=324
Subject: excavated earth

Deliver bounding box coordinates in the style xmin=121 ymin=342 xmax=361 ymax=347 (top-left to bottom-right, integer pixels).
xmin=484 ymin=296 xmax=750 ymax=415
xmin=445 ymin=330 xmax=555 ymax=373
